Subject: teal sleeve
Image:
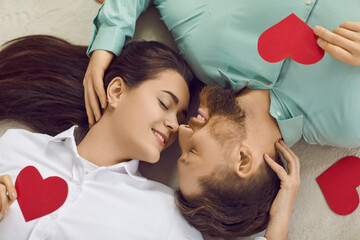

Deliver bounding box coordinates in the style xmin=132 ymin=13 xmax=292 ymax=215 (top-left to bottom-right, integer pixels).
xmin=87 ymin=0 xmax=152 ymax=57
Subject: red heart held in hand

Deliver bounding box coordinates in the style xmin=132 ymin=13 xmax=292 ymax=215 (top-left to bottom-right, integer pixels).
xmin=15 ymin=166 xmax=68 ymax=222
xmin=316 ymin=156 xmax=360 ymax=215
xmin=258 ymin=13 xmax=324 ymax=65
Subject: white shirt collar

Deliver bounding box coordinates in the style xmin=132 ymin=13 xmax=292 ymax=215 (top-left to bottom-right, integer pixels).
xmin=51 ymin=125 xmax=77 ymax=142
xmin=50 ymin=126 xmax=147 ymax=182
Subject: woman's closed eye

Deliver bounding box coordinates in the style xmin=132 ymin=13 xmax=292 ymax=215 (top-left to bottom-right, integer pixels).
xmin=158 ymin=99 xmax=169 ymax=110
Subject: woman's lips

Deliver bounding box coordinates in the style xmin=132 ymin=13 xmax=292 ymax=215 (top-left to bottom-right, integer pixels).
xmin=152 ymin=129 xmax=167 ymax=147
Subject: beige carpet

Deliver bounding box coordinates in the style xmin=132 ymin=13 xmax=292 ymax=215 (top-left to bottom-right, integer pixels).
xmin=1 ymin=1 xmax=360 ymax=239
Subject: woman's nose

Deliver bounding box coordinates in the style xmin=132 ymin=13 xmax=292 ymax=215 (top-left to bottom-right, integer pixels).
xmin=165 ymin=118 xmax=179 ymax=132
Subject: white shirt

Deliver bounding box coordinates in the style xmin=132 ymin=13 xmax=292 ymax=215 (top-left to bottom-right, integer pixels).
xmin=0 ymin=126 xmax=203 ymax=240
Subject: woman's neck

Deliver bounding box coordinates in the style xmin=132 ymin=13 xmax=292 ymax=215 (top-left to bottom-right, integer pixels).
xmin=77 ymin=116 xmax=129 ymax=166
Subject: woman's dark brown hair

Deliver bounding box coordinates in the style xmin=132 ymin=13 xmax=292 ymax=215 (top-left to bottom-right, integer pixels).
xmin=0 ymin=35 xmax=193 ymax=136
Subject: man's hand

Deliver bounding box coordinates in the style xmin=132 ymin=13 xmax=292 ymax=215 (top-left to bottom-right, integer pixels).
xmin=0 ymin=175 xmax=17 ymax=221
xmin=314 ymin=22 xmax=360 ymax=66
xmin=263 ymin=140 xmax=301 ymax=240
xmin=83 ymin=50 xmax=114 ymax=127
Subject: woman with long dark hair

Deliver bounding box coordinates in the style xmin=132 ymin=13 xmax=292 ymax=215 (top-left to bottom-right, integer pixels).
xmin=0 ymin=35 xmax=299 ymax=240
xmin=0 ymin=35 xmax=203 ymax=239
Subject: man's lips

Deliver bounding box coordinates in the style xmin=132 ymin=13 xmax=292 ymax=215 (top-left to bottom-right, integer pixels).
xmin=198 ymin=108 xmax=208 ymax=121
xmin=191 ymin=108 xmax=208 ymax=124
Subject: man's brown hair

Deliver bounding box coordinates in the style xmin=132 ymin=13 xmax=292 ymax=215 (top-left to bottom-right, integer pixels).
xmin=175 ymin=85 xmax=283 ymax=239
xmin=175 ymin=152 xmax=282 ymax=239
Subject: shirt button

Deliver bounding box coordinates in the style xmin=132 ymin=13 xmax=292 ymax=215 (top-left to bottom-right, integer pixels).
xmin=276 ymin=111 xmax=281 ymax=116
xmin=306 ymin=0 xmax=312 ymax=4
xmin=268 ymin=83 xmax=273 ymax=88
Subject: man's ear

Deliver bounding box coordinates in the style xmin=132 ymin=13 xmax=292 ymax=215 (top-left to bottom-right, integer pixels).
xmin=107 ymin=77 xmax=126 ymax=108
xmin=233 ymin=143 xmax=254 ymax=179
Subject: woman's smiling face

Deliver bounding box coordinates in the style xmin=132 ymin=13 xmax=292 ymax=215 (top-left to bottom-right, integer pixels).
xmin=108 ymin=69 xmax=190 ymax=163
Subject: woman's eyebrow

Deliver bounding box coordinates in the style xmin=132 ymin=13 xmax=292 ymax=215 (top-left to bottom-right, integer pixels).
xmin=161 ymin=90 xmax=179 ymax=104
xmin=161 ymin=90 xmax=187 ymax=117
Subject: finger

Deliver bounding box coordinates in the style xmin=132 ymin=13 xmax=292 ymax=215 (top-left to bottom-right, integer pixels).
xmin=275 ymin=141 xmax=297 ymax=175
xmin=88 ymin=87 xmax=102 ymax=123
xmin=276 ymin=141 xmax=295 ymax=161
xmin=84 ymin=90 xmax=95 ymax=127
xmin=0 ymin=175 xmax=16 ymax=201
xmin=314 ymin=26 xmax=354 ymax=52
xmin=277 ymin=140 xmax=296 ymax=159
xmin=264 ymin=154 xmax=288 ymax=180
xmin=280 ymin=141 xmax=299 ymax=174
xmin=94 ymin=79 xmax=107 ymax=110
xmin=340 ymin=21 xmax=360 ymax=32
xmin=317 ymin=37 xmax=355 ymax=65
xmin=333 ymin=27 xmax=360 ymax=42
xmin=278 ymin=141 xmax=300 ymax=176
xmin=0 ymin=184 xmax=8 ymax=217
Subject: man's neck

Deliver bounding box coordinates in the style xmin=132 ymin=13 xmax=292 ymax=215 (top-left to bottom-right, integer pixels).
xmin=236 ymin=88 xmax=282 ymax=148
xmin=237 ymin=88 xmax=272 ymax=115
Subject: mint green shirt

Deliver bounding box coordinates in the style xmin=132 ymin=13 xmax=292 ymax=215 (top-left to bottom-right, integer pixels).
xmin=88 ymin=0 xmax=360 ymax=148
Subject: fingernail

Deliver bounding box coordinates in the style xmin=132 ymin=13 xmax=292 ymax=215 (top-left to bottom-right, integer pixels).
xmin=313 ymin=25 xmax=321 ymax=33
xmin=11 ymin=192 xmax=17 ymax=199
xmin=279 ymin=139 xmax=285 ymax=145
xmin=317 ymin=38 xmax=324 ymax=45
xmin=3 ymin=210 xmax=7 ymax=216
xmin=264 ymin=153 xmax=270 ymax=159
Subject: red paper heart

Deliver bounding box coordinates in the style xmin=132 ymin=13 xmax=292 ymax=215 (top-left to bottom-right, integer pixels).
xmin=258 ymin=13 xmax=324 ymax=64
xmin=316 ymin=156 xmax=360 ymax=215
xmin=15 ymin=166 xmax=68 ymax=222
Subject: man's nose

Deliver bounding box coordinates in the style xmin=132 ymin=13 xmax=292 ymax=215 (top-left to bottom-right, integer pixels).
xmin=178 ymin=124 xmax=193 ymax=138
xmin=178 ymin=125 xmax=192 ymax=153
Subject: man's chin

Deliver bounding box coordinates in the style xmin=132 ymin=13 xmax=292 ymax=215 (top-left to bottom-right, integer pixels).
xmin=199 ymin=85 xmax=238 ymax=117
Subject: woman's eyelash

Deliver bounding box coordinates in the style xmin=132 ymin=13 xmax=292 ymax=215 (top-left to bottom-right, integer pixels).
xmin=158 ymin=99 xmax=169 ymax=110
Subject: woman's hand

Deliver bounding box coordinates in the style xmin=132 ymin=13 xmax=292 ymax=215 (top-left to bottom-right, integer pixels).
xmin=83 ymin=50 xmax=114 ymax=127
xmin=314 ymin=22 xmax=360 ymax=66
xmin=0 ymin=175 xmax=17 ymax=221
xmin=263 ymin=140 xmax=301 ymax=240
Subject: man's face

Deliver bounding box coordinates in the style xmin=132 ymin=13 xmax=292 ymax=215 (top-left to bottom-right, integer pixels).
xmin=177 ymin=85 xmax=246 ymax=197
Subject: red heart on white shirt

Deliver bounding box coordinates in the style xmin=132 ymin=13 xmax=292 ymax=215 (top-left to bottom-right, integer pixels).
xmin=15 ymin=166 xmax=68 ymax=222
xmin=258 ymin=13 xmax=324 ymax=64
xmin=316 ymin=156 xmax=360 ymax=215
